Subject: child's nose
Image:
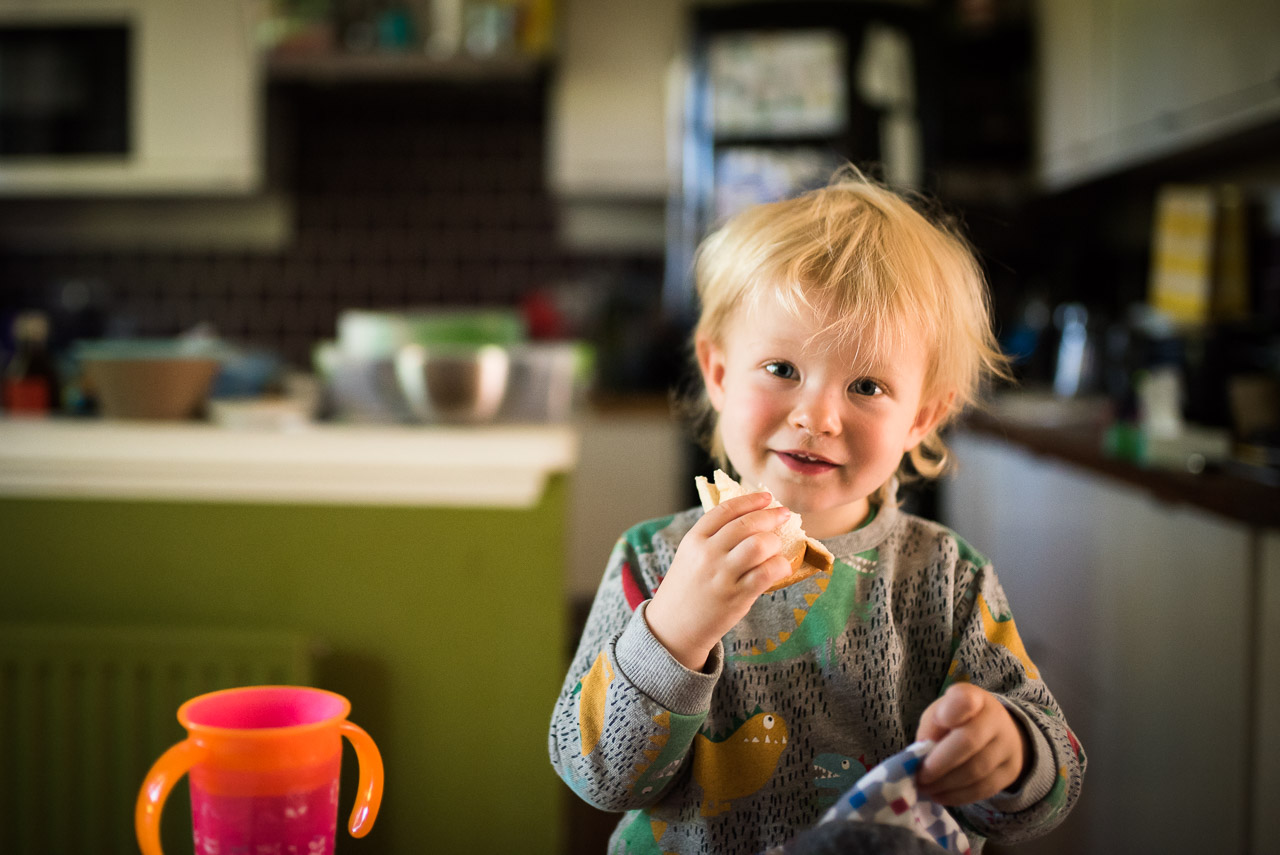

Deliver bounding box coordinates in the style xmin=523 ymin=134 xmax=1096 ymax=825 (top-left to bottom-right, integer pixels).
xmin=789 ymin=388 xmax=842 ymax=435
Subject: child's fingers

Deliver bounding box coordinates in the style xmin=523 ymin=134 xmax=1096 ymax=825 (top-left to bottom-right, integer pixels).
xmin=919 ymin=725 xmax=994 ymax=787
xmin=936 ymin=684 xmax=985 ymax=728
xmin=699 ymin=491 xmax=776 ymax=531
xmin=916 ymin=683 xmax=983 ymax=744
xmin=915 ymin=702 xmax=946 ymax=744
xmin=922 ymin=753 xmax=1021 ymax=806
xmin=917 ymin=686 xmax=991 ymax=784
xmin=726 ymin=528 xmax=784 ymax=571
xmin=682 ymin=496 xmax=786 ymax=571
xmin=710 ymin=504 xmax=792 ymax=555
xmin=738 ymin=553 xmax=793 ymax=592
xmin=918 ymin=729 xmax=1000 ymax=789
xmin=721 ymin=504 xmax=788 ymax=545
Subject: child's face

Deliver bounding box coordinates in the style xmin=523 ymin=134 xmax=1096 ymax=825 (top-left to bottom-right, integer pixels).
xmin=698 ymin=298 xmax=946 ymax=538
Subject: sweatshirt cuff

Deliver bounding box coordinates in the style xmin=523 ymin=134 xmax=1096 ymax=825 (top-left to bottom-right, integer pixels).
xmin=985 ymin=699 xmax=1055 ymax=813
xmin=613 ymin=600 xmax=723 ymax=716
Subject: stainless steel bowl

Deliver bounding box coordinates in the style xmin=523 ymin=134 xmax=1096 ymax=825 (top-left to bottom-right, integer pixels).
xmin=395 ymin=343 xmax=510 ymax=424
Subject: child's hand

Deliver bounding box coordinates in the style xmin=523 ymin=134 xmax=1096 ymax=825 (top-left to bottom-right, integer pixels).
xmin=645 ymin=492 xmax=794 ymax=671
xmin=915 ymin=683 xmax=1028 ymax=806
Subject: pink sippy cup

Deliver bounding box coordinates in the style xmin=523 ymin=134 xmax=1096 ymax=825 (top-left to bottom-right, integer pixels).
xmin=136 ymin=685 xmax=383 ymax=855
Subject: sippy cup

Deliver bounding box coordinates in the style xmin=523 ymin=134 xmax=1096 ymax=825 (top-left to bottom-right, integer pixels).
xmin=136 ymin=685 xmax=383 ymax=855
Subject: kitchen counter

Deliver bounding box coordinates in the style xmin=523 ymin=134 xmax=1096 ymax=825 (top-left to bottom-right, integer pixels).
xmin=0 ymin=416 xmax=579 ymax=855
xmin=941 ymin=428 xmax=1279 ymax=854
xmin=0 ymin=418 xmax=578 ymax=507
xmin=961 ymin=407 xmax=1280 ymax=530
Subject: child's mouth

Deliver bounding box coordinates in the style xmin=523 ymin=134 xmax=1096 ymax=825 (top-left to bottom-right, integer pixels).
xmin=777 ymin=450 xmax=837 ymax=474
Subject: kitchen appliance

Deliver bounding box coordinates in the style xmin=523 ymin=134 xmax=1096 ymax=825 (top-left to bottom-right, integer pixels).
xmin=0 ymin=0 xmax=262 ymax=195
xmin=666 ymin=0 xmax=938 ymax=321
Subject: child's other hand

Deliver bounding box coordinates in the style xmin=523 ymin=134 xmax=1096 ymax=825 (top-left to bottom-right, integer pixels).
xmin=915 ymin=683 xmax=1027 ymax=806
xmin=645 ymin=492 xmax=794 ymax=671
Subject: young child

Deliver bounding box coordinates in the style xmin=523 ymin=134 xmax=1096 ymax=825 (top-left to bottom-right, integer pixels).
xmin=549 ymin=169 xmax=1085 ymax=854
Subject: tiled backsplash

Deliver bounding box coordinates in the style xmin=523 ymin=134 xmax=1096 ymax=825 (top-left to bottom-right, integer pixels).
xmin=0 ymin=76 xmax=661 ymax=370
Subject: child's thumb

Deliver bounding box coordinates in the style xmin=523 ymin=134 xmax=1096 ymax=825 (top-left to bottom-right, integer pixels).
xmin=916 ymin=683 xmax=982 ymax=741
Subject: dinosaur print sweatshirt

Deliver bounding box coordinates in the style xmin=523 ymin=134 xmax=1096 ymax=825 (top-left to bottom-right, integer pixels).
xmin=548 ymin=499 xmax=1086 ymax=855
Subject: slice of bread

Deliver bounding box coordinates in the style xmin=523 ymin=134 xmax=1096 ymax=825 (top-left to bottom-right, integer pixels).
xmin=693 ymin=469 xmax=835 ymax=592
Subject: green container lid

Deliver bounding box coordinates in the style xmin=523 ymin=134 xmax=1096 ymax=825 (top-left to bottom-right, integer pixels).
xmin=337 ymin=309 xmax=526 ymax=358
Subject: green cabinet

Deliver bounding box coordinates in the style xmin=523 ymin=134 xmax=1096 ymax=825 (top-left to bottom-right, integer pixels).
xmin=0 ymin=421 xmax=577 ymax=855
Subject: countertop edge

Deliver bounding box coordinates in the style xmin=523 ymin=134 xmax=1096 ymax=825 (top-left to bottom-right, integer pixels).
xmin=0 ymin=419 xmax=579 ymax=508
xmin=957 ymin=411 xmax=1280 ymax=531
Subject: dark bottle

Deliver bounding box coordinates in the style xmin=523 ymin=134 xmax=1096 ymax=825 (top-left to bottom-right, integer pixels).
xmin=3 ymin=311 xmax=59 ymax=415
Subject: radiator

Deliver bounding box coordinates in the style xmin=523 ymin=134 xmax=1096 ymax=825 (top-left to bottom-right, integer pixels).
xmin=0 ymin=624 xmax=317 ymax=855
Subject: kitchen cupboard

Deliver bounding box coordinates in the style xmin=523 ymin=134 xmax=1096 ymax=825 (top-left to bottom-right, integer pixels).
xmin=547 ymin=0 xmax=685 ymax=199
xmin=567 ymin=405 xmax=686 ymax=600
xmin=0 ymin=0 xmax=263 ymax=196
xmin=941 ymin=430 xmax=1267 ymax=854
xmin=1034 ymin=0 xmax=1280 ymax=189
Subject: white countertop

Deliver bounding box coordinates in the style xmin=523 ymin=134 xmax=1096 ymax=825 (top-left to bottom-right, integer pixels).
xmin=0 ymin=418 xmax=579 ymax=508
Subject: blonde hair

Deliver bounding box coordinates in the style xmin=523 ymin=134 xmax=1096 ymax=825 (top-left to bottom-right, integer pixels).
xmin=685 ymin=166 xmax=1011 ymax=505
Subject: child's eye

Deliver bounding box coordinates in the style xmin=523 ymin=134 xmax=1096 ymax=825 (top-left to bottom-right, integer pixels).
xmin=849 ymin=378 xmax=884 ymax=397
xmin=764 ymin=361 xmax=798 ymax=380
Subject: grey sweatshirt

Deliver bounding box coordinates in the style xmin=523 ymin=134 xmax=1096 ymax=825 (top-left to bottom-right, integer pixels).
xmin=549 ymin=500 xmax=1085 ymax=854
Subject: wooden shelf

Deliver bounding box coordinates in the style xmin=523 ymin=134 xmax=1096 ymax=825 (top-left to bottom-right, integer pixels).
xmin=266 ymin=50 xmax=546 ymax=84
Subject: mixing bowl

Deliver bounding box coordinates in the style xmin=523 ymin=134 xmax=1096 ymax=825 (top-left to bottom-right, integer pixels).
xmin=395 ymin=344 xmax=510 ymax=424
xmin=77 ymin=339 xmax=226 ymax=420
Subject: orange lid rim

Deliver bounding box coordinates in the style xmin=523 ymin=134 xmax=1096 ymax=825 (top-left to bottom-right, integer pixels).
xmin=177 ymin=685 xmax=352 ymax=741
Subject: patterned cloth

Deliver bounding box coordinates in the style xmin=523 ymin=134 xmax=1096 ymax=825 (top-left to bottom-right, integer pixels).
xmin=820 ymin=741 xmax=970 ymax=854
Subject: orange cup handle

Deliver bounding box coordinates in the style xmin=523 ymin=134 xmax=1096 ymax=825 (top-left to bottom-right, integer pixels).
xmin=340 ymin=720 xmax=384 ymax=838
xmin=135 ymin=740 xmax=206 ymax=855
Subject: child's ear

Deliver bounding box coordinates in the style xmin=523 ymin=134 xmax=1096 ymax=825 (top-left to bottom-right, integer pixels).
xmin=904 ymin=392 xmax=954 ymax=451
xmin=696 ymin=334 xmax=728 ymax=412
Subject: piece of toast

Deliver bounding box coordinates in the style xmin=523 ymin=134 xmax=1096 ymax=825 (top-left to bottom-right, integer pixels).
xmin=694 ymin=469 xmax=835 ymax=593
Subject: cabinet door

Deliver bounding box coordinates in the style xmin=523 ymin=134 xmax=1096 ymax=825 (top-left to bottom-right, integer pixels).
xmin=1089 ymin=482 xmax=1251 ymax=854
xmin=942 ymin=432 xmax=1252 ymax=854
xmin=567 ymin=411 xmax=686 ymax=600
xmin=944 ymin=432 xmax=1110 ymax=855
xmin=1111 ymin=0 xmax=1280 ymax=158
xmin=946 ymin=436 xmax=1104 ymax=753
xmin=1035 ymin=0 xmax=1280 ymax=188
xmin=548 ymin=0 xmax=685 ymax=197
xmin=1035 ymin=0 xmax=1117 ymax=186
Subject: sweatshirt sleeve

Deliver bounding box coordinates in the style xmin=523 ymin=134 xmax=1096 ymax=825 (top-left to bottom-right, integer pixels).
xmin=548 ymin=530 xmax=722 ymax=812
xmin=943 ymin=540 xmax=1087 ymax=844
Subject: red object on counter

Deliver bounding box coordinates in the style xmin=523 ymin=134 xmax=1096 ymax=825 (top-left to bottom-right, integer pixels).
xmin=521 ymin=289 xmax=566 ymax=340
xmin=3 ymin=311 xmax=58 ymax=414
xmin=2 ymin=377 xmax=52 ymax=413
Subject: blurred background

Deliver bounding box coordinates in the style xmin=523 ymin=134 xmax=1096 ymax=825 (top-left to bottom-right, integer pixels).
xmin=0 ymin=1 xmax=1277 ymax=853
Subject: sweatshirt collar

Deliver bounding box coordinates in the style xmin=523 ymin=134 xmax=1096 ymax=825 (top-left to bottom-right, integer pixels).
xmin=816 ymin=484 xmax=901 ymax=556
